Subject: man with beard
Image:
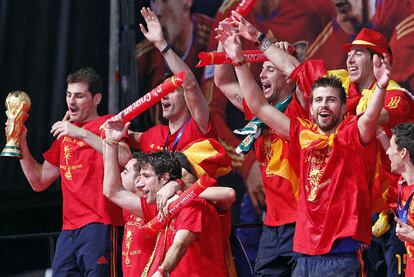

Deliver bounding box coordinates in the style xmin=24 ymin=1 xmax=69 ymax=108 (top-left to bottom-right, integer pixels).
xmin=136 ymin=0 xmax=212 ymax=128
xmin=200 ymin=0 xmax=335 ymax=227
xmin=217 ymin=19 xmax=391 ymax=274
xmin=233 ymin=13 xmax=414 ymax=276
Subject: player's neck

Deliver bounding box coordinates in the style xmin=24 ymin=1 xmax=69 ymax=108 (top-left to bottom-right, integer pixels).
xmin=357 ymin=76 xmax=375 ymax=91
xmin=168 ymin=111 xmax=191 ymax=134
xmin=402 ymin=166 xmax=414 ymax=185
xmin=271 ymin=86 xmax=293 ymax=105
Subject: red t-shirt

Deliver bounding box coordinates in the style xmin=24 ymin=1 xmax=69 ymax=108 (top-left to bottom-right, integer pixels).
xmin=251 ymin=95 xmax=306 ymax=226
xmin=399 ymin=178 xmax=414 ymax=276
xmin=122 ymin=208 xmax=156 ymax=276
xmin=138 ymin=117 xmax=216 ymax=152
xmin=290 ymin=60 xmax=414 ymax=211
xmin=289 ymin=115 xmax=377 ymax=255
xmin=147 ymin=198 xmax=227 ymax=277
xmin=306 ymin=19 xmax=355 ymax=70
xmin=43 ymin=115 xmax=124 ymax=230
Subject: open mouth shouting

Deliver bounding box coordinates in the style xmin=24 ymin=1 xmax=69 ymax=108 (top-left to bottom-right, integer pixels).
xmin=261 ymin=81 xmax=273 ymax=98
xmin=162 ymin=100 xmax=171 ymax=112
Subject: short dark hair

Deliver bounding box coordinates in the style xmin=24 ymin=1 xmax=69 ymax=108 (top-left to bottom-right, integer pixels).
xmin=132 ymin=151 xmax=147 ymax=176
xmin=392 ymin=123 xmax=414 ymax=165
xmin=66 ymin=67 xmax=103 ymax=95
xmin=310 ymin=76 xmax=347 ymax=105
xmin=145 ymin=150 xmax=182 ymax=181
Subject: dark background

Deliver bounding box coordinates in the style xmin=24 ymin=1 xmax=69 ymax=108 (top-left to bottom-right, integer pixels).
xmin=0 ymin=0 xmax=222 ymax=274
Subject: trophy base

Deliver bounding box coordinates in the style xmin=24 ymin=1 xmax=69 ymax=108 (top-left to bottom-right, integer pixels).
xmin=1 ymin=145 xmax=22 ymax=158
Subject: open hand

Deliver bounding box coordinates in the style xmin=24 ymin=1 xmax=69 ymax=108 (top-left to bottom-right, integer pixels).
xmin=373 ymin=53 xmax=392 ymax=89
xmin=102 ymin=118 xmax=130 ymax=143
xmin=140 ymin=7 xmax=167 ymax=50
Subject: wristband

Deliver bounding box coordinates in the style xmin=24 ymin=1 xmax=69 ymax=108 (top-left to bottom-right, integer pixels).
xmin=233 ymin=59 xmax=247 ymax=67
xmin=254 ymin=33 xmax=266 ymax=46
xmin=105 ymin=139 xmax=120 ymax=145
xmin=161 ymin=44 xmax=171 ymax=54
xmin=376 ymin=83 xmax=386 ymax=90
xmin=259 ymin=37 xmax=273 ymax=52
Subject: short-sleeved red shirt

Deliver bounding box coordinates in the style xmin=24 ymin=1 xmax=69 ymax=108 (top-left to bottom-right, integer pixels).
xmin=138 ymin=117 xmax=216 ymax=152
xmin=251 ymin=96 xmax=306 ymax=226
xmin=289 ymin=116 xmax=377 ymax=255
xmin=147 ymin=199 xmax=227 ymax=277
xmin=43 ymin=115 xmax=124 ymax=230
xmin=122 ymin=207 xmax=156 ymax=276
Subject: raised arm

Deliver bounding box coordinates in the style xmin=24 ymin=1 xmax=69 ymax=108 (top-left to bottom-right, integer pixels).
xmin=140 ymin=7 xmax=209 ymax=134
xmin=217 ymin=21 xmax=291 ymax=139
xmin=102 ymin=119 xmax=143 ymax=217
xmin=19 ymin=127 xmax=60 ymax=192
xmin=358 ymin=54 xmax=391 ymax=145
xmin=231 ymin=11 xmax=300 ymax=77
xmin=199 ymin=186 xmax=236 ymax=211
xmin=213 ymin=22 xmax=244 ymax=111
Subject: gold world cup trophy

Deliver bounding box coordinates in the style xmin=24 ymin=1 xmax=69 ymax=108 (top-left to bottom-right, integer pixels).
xmin=1 ymin=91 xmax=31 ymax=158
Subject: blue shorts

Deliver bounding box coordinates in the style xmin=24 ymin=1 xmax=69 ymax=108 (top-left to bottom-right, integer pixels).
xmin=254 ymin=223 xmax=297 ymax=277
xmin=364 ymin=213 xmax=406 ymax=276
xmin=293 ymin=252 xmax=361 ymax=277
xmin=52 ymin=223 xmax=123 ymax=277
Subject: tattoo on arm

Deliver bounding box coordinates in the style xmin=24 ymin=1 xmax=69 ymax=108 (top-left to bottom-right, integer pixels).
xmin=234 ymin=93 xmax=243 ymax=102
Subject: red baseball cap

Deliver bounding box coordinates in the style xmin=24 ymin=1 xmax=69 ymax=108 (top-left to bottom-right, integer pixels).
xmin=342 ymin=28 xmax=392 ymax=61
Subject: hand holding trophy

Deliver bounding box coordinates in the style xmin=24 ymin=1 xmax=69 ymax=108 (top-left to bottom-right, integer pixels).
xmin=1 ymin=91 xmax=31 ymax=158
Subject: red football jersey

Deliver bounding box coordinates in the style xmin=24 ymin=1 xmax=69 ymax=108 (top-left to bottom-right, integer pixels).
xmin=122 ymin=209 xmax=155 ymax=276
xmin=138 ymin=117 xmax=216 ymax=153
xmin=147 ymin=199 xmax=228 ymax=277
xmin=289 ymin=116 xmax=377 ymax=255
xmin=306 ymin=19 xmax=355 ymax=70
xmin=43 ymin=115 xmax=124 ymax=230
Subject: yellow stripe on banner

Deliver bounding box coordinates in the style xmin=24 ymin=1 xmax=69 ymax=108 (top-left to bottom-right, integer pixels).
xmin=307 ymin=23 xmax=333 ymax=59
